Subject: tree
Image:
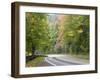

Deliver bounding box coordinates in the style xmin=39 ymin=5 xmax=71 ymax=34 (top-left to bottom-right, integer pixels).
xmin=63 ymin=15 xmax=89 ymax=55
xmin=26 ymin=12 xmax=50 ymax=55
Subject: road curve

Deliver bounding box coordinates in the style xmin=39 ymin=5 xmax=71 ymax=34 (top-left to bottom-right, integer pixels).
xmin=45 ymin=57 xmax=81 ymax=66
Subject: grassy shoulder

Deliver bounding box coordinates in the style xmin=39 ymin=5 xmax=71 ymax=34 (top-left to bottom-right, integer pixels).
xmin=26 ymin=56 xmax=44 ymax=67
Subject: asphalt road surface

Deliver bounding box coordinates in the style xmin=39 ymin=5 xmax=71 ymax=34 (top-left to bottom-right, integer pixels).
xmin=45 ymin=57 xmax=81 ymax=66
xmin=36 ymin=57 xmax=82 ymax=67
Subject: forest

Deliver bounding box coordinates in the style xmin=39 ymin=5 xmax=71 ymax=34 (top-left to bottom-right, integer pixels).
xmin=26 ymin=12 xmax=90 ymax=60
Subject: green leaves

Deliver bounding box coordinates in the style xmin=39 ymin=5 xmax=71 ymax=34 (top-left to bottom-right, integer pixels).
xmin=26 ymin=13 xmax=89 ymax=56
xmin=26 ymin=12 xmax=50 ymax=54
xmin=63 ymin=15 xmax=89 ymax=55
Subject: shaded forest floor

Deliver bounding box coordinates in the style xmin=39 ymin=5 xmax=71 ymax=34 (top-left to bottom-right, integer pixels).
xmin=26 ymin=56 xmax=45 ymax=67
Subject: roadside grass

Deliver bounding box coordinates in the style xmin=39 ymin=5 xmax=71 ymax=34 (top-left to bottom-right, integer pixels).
xmin=26 ymin=56 xmax=44 ymax=67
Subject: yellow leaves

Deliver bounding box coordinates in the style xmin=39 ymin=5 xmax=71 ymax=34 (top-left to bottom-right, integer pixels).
xmin=28 ymin=53 xmax=32 ymax=56
xmin=31 ymin=29 xmax=34 ymax=32
xmin=38 ymin=32 xmax=42 ymax=36
xmin=67 ymin=28 xmax=83 ymax=37
xmin=77 ymin=29 xmax=83 ymax=33
xmin=67 ymin=31 xmax=74 ymax=37
xmin=31 ymin=18 xmax=34 ymax=22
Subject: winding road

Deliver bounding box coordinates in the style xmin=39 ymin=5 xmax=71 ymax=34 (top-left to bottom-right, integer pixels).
xmin=45 ymin=57 xmax=81 ymax=66
xmin=36 ymin=55 xmax=86 ymax=67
